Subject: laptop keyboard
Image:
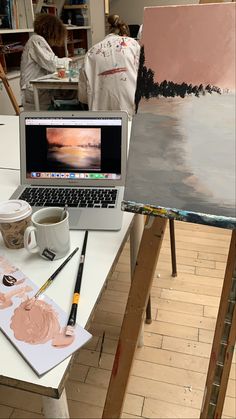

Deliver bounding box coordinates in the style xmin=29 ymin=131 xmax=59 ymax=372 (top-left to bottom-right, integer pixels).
xmin=19 ymin=187 xmax=118 ymax=208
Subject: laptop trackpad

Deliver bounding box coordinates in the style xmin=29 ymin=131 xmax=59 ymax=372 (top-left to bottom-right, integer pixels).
xmin=69 ymin=209 xmax=83 ymax=229
xmin=69 ymin=209 xmax=102 ymax=230
xmin=68 ymin=208 xmax=122 ymax=231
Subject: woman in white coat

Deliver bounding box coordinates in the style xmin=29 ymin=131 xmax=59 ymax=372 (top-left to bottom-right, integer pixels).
xmin=20 ymin=13 xmax=71 ymax=110
xmin=78 ymin=14 xmax=140 ymax=118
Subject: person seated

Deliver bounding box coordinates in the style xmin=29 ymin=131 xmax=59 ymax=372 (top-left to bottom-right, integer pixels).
xmin=20 ymin=13 xmax=71 ymax=110
xmin=78 ymin=14 xmax=140 ymax=118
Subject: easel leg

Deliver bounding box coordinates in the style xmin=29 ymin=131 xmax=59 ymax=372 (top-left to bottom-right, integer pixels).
xmin=103 ymin=216 xmax=167 ymax=419
xmin=169 ymin=219 xmax=177 ymax=277
xmin=0 ymin=63 xmax=20 ymax=115
xmin=145 ymin=297 xmax=152 ymax=324
xmin=200 ymin=229 xmax=236 ymax=419
xmin=145 ymin=219 xmax=177 ymax=325
xmin=42 ymin=388 xmax=69 ymax=418
xmin=130 ymin=214 xmax=146 ymax=345
xmin=130 ymin=214 xmax=144 ymax=275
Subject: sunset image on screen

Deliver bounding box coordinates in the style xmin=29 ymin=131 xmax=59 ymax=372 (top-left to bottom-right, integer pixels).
xmin=46 ymin=127 xmax=101 ymax=170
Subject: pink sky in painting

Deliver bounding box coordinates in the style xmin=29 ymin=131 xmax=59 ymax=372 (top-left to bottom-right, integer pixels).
xmin=47 ymin=128 xmax=101 ymax=147
xmin=142 ymin=3 xmax=235 ymax=90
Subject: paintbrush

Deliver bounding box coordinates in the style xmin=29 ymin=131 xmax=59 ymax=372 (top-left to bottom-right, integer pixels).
xmin=60 ymin=204 xmax=68 ymax=221
xmin=25 ymin=247 xmax=79 ymax=310
xmin=65 ymin=231 xmax=88 ymax=336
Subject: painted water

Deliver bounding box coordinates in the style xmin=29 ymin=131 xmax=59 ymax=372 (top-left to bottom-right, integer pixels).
xmin=125 ymin=93 xmax=235 ymax=218
xmin=48 ymin=146 xmax=101 ymax=170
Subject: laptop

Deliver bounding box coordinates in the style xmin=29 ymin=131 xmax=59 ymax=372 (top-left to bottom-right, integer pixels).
xmin=10 ymin=111 xmax=128 ymax=230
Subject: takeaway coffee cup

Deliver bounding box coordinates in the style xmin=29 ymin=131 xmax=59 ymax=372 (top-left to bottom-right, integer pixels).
xmin=0 ymin=200 xmax=32 ymax=249
xmin=24 ymin=207 xmax=70 ymax=260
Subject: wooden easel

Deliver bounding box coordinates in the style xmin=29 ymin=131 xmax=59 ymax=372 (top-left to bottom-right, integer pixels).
xmin=102 ymin=217 xmax=236 ymax=418
xmin=103 ymin=216 xmax=167 ymax=418
xmin=200 ymin=230 xmax=236 ymax=418
xmin=0 ymin=62 xmax=20 ymax=115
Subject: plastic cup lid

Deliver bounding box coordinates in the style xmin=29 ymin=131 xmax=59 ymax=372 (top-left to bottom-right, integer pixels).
xmin=0 ymin=200 xmax=32 ymax=223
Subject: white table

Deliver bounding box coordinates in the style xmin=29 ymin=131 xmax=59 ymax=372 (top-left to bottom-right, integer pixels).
xmin=0 ymin=116 xmax=135 ymax=418
xmin=30 ymin=74 xmax=79 ymax=111
xmin=0 ymin=115 xmax=20 ymax=170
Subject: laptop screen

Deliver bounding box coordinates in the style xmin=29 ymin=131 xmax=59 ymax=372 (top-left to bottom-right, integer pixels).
xmin=25 ymin=116 xmax=122 ymax=179
xmin=23 ymin=115 xmax=124 ymax=182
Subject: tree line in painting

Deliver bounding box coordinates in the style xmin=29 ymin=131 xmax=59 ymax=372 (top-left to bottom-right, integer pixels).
xmin=135 ymin=47 xmax=222 ymax=112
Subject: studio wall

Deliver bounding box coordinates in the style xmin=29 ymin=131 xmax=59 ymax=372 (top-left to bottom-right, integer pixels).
xmin=109 ymin=0 xmax=199 ymax=24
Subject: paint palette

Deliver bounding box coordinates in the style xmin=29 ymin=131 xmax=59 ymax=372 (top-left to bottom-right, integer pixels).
xmin=0 ymin=255 xmax=92 ymax=376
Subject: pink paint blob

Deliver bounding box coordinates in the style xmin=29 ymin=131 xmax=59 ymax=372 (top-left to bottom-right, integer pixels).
xmin=15 ymin=279 xmax=26 ymax=286
xmin=52 ymin=327 xmax=75 ymax=348
xmin=10 ymin=300 xmax=75 ymax=348
xmin=10 ymin=299 xmax=60 ymax=344
xmin=0 ymin=257 xmax=17 ymax=274
xmin=0 ymin=285 xmax=32 ymax=309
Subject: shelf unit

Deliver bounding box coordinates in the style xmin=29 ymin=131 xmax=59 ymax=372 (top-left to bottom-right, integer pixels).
xmin=61 ymin=0 xmax=107 ymax=54
xmin=61 ymin=1 xmax=91 ymax=56
xmin=33 ymin=0 xmax=65 ymax=16
xmin=63 ymin=5 xmax=89 ymax=25
xmin=65 ymin=25 xmax=90 ymax=57
xmin=0 ymin=28 xmax=33 ymax=74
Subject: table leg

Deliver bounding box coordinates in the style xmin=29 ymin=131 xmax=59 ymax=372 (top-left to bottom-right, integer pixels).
xmin=103 ymin=216 xmax=167 ymax=419
xmin=42 ymin=388 xmax=69 ymax=418
xmin=33 ymin=86 xmax=40 ymax=111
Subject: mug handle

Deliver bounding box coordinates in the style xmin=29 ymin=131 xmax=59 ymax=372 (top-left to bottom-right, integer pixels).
xmin=24 ymin=226 xmax=40 ymax=254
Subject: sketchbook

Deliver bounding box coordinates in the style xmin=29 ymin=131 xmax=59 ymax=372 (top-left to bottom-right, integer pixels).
xmin=0 ymin=255 xmax=92 ymax=376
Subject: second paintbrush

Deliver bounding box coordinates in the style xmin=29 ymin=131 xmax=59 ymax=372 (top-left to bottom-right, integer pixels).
xmin=65 ymin=230 xmax=88 ymax=336
xmin=25 ymin=247 xmax=79 ymax=311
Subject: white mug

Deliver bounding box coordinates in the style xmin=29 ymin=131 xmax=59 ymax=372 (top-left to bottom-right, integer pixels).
xmin=24 ymin=207 xmax=70 ymax=260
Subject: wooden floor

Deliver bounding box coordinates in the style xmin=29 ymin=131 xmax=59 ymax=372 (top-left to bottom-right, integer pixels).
xmin=0 ymin=220 xmax=235 ymax=418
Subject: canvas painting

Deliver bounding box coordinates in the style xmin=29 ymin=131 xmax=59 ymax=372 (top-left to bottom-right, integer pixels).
xmin=124 ymin=2 xmax=236 ymax=227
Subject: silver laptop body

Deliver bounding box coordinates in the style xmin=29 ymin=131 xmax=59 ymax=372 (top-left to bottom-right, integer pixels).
xmin=10 ymin=111 xmax=128 ymax=230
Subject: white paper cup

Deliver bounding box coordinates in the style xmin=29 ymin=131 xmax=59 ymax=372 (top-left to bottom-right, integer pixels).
xmin=0 ymin=200 xmax=32 ymax=249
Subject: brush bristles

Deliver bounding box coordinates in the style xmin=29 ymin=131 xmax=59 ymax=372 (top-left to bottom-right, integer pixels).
xmin=24 ymin=298 xmax=35 ymax=311
xmin=65 ymin=325 xmax=75 ymax=336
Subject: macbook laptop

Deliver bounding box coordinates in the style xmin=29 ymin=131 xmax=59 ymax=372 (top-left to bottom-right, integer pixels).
xmin=10 ymin=111 xmax=128 ymax=230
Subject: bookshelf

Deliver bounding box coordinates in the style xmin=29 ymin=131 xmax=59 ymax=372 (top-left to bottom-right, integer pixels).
xmin=33 ymin=0 xmax=65 ymax=16
xmin=0 ymin=0 xmax=34 ymax=74
xmin=0 ymin=29 xmax=33 ymax=74
xmin=60 ymin=1 xmax=91 ymax=59
xmin=0 ymin=1 xmax=34 ymax=30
